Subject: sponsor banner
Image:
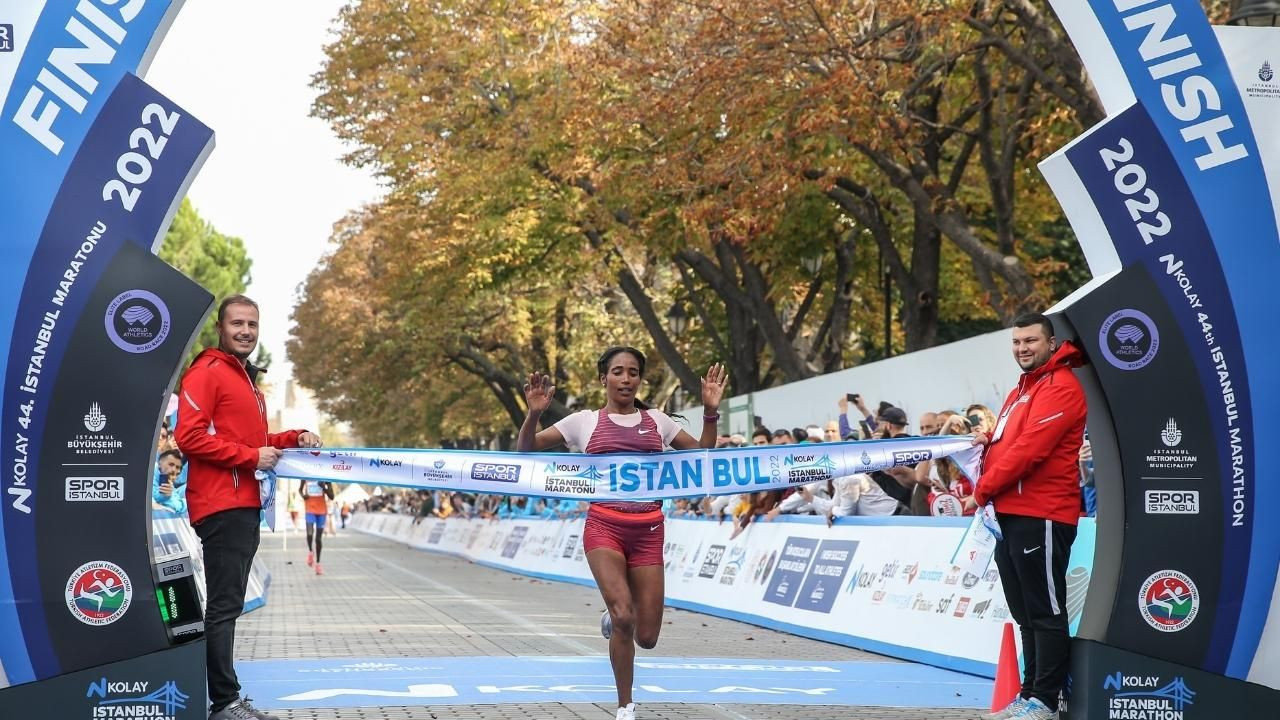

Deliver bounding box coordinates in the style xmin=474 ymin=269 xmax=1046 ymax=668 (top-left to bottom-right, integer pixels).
xmin=0 ymin=246 xmax=211 ymax=688
xmin=0 ymin=635 xmax=206 ymax=719
xmin=277 ymin=436 xmax=982 ymax=502
xmin=0 ymin=70 xmax=212 ymax=685
xmin=1069 ymin=638 xmax=1280 ymax=716
xmin=351 ymin=513 xmax=1098 ymax=676
xmin=1065 ymin=266 xmax=1223 ymax=671
xmin=1043 ymin=2 xmax=1279 ymax=679
xmin=0 ymin=0 xmax=185 ymax=370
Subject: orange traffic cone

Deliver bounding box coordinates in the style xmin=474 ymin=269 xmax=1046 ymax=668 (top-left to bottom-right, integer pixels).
xmin=990 ymin=622 xmax=1021 ymax=711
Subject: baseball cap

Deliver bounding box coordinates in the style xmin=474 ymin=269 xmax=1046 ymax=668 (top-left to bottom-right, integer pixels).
xmin=879 ymin=406 xmax=908 ymax=427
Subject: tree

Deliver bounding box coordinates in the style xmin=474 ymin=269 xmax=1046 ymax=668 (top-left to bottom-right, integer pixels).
xmin=158 ymin=198 xmax=252 ymax=365
xmin=296 ymin=0 xmax=1107 ymax=442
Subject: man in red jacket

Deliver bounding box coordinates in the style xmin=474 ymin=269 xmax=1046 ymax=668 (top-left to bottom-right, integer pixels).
xmin=965 ymin=312 xmax=1086 ymax=720
xmin=176 ymin=295 xmax=321 ymax=720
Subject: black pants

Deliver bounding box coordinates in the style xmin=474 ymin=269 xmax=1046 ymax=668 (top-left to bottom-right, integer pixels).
xmin=992 ymin=513 xmax=1077 ymax=710
xmin=194 ymin=507 xmax=261 ymax=712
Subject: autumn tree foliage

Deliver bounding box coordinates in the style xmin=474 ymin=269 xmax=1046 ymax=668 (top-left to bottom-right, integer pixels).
xmin=292 ymin=0 xmax=1105 ymax=444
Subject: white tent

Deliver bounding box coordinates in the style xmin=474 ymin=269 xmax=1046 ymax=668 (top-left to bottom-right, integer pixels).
xmin=335 ymin=484 xmax=371 ymax=505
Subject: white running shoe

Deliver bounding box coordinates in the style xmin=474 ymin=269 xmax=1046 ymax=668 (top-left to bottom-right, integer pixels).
xmin=615 ymin=702 xmax=635 ymax=720
xmin=1009 ymin=697 xmax=1056 ymax=720
xmin=601 ymin=610 xmax=613 ymax=640
xmin=982 ymin=696 xmax=1029 ymax=720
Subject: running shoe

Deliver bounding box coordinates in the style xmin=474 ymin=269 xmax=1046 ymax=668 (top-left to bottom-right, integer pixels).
xmin=209 ymin=697 xmax=280 ymax=720
xmin=600 ymin=610 xmax=613 ymax=639
xmin=981 ymin=696 xmax=1029 ymax=719
xmin=315 ymin=563 xmax=324 ymax=576
xmin=1009 ymin=697 xmax=1056 ymax=720
xmin=306 ymin=551 xmax=314 ymax=567
xmin=615 ymin=702 xmax=635 ymax=720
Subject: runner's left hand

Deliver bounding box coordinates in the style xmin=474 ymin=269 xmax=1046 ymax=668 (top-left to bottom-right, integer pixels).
xmin=701 ymin=363 xmax=728 ymax=412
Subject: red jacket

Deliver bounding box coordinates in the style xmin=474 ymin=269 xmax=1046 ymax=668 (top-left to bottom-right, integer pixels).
xmin=176 ymin=348 xmax=305 ymax=525
xmin=973 ymin=341 xmax=1086 ymax=525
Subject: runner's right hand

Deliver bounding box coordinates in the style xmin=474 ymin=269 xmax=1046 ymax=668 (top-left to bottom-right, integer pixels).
xmin=523 ymin=372 xmax=556 ymax=415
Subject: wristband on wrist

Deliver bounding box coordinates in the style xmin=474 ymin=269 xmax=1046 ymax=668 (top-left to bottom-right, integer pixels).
xmin=703 ymin=412 xmax=720 ymax=422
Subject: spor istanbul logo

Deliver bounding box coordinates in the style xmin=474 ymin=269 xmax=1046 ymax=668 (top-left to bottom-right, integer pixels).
xmin=65 ymin=560 xmax=133 ymax=626
xmin=104 ymin=289 xmax=171 ymax=354
xmin=1099 ymin=309 xmax=1159 ymax=370
xmin=1138 ymin=570 xmax=1199 ymax=633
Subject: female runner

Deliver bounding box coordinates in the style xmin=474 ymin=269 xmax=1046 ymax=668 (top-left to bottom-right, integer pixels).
xmin=517 ymin=346 xmax=727 ymax=720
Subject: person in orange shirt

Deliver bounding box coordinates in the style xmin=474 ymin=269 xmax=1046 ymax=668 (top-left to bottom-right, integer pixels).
xmin=299 ymin=480 xmax=335 ymax=575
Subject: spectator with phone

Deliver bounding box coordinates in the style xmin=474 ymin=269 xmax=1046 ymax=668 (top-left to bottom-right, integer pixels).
xmin=153 ymin=449 xmax=187 ymax=515
xmin=837 ymin=393 xmax=878 ymax=440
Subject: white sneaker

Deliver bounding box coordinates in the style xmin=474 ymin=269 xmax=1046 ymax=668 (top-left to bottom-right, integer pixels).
xmin=601 ymin=610 xmax=613 ymax=640
xmin=615 ymin=703 xmax=635 ymax=720
xmin=982 ymin=696 xmax=1029 ymax=719
xmin=1010 ymin=697 xmax=1056 ymax=720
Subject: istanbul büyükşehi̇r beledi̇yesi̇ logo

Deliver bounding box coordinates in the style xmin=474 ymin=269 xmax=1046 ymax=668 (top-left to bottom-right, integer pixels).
xmin=1261 ymin=60 xmax=1273 ymax=83
xmin=1099 ymin=308 xmax=1160 ymax=370
xmin=104 ymin=289 xmax=171 ymax=354
xmin=84 ymin=402 xmax=107 ymax=432
xmin=1160 ymin=418 xmax=1182 ymax=447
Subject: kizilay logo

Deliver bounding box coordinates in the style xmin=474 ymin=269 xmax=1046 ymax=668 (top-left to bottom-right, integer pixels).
xmin=86 ymin=677 xmax=189 ymax=719
xmin=1102 ymin=672 xmax=1195 ymax=719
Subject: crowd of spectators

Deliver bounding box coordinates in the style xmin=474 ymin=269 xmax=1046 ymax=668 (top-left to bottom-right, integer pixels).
xmin=354 ymin=393 xmax=1099 ymax=529
xmin=153 ymin=420 xmax=190 ymax=515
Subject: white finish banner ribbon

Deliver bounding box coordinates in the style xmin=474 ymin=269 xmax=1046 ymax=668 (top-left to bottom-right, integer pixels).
xmin=276 ymin=435 xmax=983 ymax=502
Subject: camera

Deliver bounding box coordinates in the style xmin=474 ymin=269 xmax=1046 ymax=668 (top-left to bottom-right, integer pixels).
xmin=846 ymin=393 xmax=861 ymax=403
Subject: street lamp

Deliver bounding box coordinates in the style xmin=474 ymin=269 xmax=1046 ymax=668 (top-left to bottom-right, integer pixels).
xmin=666 ymin=302 xmax=689 ymax=337
xmin=665 ymin=303 xmax=689 ymax=411
xmin=801 ymin=253 xmax=824 ymax=276
xmin=1229 ymin=0 xmax=1280 ymax=25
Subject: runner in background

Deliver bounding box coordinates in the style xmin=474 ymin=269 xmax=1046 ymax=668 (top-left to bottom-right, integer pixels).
xmin=517 ymin=346 xmax=727 ymax=720
xmin=300 ymin=480 xmax=335 ymax=575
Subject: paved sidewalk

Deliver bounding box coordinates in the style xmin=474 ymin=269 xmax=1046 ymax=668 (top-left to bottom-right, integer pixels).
xmin=239 ymin=525 xmax=985 ymax=720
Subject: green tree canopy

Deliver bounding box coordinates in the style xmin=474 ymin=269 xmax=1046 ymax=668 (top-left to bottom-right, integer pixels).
xmin=158 ymin=198 xmax=252 ymax=366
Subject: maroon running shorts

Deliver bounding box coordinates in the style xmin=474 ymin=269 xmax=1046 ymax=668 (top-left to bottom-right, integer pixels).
xmin=583 ymin=504 xmax=665 ymax=567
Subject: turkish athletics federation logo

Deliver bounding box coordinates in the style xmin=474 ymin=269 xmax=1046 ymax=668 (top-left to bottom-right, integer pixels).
xmin=65 ymin=561 xmax=133 ymax=626
xmin=104 ymin=289 xmax=171 ymax=353
xmin=1099 ymin=308 xmax=1159 ymax=370
xmin=1261 ymin=61 xmax=1274 ymax=83
xmin=1160 ymin=418 xmax=1182 ymax=448
xmin=84 ymin=402 xmax=107 ymax=432
xmin=1138 ymin=570 xmax=1199 ymax=633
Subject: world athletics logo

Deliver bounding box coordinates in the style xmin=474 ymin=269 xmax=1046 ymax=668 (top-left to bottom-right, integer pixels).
xmin=1099 ymin=308 xmax=1160 ymax=371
